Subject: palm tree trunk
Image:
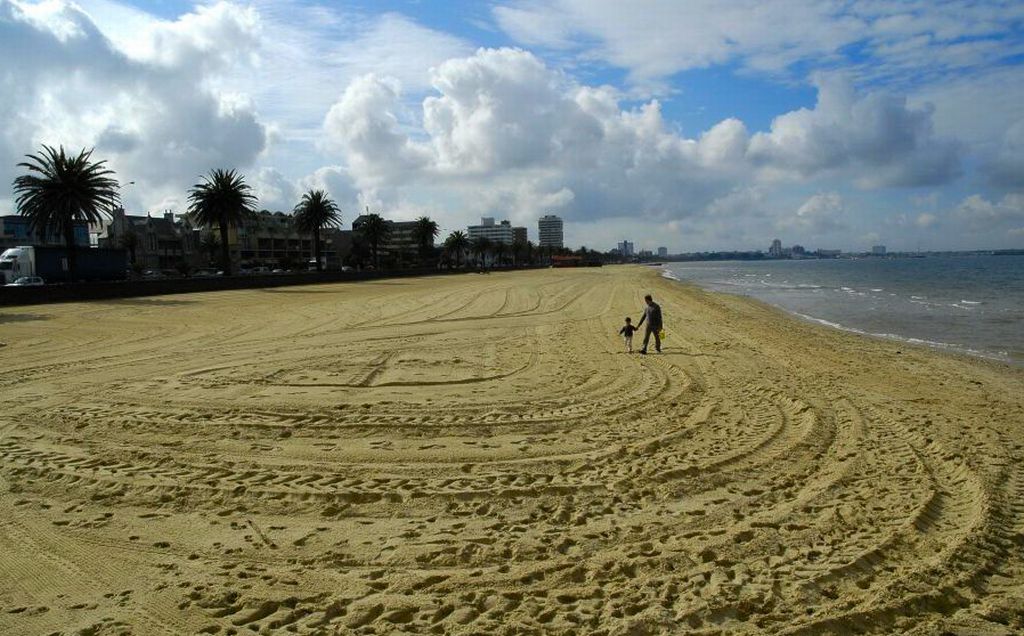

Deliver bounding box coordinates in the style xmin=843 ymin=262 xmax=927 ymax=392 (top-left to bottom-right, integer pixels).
xmin=314 ymin=228 xmax=322 ymax=272
xmin=219 ymin=221 xmax=231 ymax=275
xmin=64 ymin=224 xmax=76 ymax=283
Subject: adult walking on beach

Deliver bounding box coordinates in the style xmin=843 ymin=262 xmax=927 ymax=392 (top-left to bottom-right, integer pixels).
xmin=636 ymin=294 xmax=663 ymax=354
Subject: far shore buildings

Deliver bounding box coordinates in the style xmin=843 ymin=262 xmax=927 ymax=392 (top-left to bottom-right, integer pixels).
xmin=657 ymin=247 xmax=668 ymax=258
xmin=617 ymin=240 xmax=635 ymax=257
xmin=538 ymin=215 xmax=564 ymax=249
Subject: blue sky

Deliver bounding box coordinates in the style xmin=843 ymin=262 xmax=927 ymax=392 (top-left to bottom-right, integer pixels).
xmin=2 ymin=0 xmax=1024 ymax=251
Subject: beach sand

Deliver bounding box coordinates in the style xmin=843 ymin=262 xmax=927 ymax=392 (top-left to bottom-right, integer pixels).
xmin=0 ymin=265 xmax=1022 ymax=635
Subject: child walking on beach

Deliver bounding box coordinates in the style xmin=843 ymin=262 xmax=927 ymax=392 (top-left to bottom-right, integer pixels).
xmin=619 ymin=317 xmax=638 ymax=353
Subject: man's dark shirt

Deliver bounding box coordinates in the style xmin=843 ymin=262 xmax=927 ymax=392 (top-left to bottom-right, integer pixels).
xmin=637 ymin=302 xmax=662 ymax=330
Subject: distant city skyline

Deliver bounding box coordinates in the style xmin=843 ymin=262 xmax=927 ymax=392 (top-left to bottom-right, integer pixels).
xmin=2 ymin=1 xmax=1023 ymax=253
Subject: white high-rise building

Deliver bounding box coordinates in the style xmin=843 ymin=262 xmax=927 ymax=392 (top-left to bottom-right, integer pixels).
xmin=538 ymin=215 xmax=564 ymax=249
xmin=617 ymin=240 xmax=634 ymax=257
xmin=769 ymin=238 xmax=783 ymax=258
xmin=467 ymin=217 xmax=514 ymax=244
xmin=657 ymin=247 xmax=668 ymax=257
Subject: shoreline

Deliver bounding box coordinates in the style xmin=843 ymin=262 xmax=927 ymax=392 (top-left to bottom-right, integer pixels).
xmin=658 ymin=263 xmax=1022 ymax=368
xmin=1 ymin=265 xmax=1022 ymax=634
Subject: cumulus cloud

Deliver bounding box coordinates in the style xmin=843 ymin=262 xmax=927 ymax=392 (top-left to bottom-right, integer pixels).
xmin=322 ymin=48 xmax=740 ymax=223
xmin=748 ymin=75 xmax=961 ymax=187
xmin=323 ymin=74 xmax=430 ymax=187
xmin=0 ymin=0 xmax=269 ymax=212
xmin=953 ymin=193 xmax=1024 ymax=228
xmin=297 ymin=165 xmax=365 ymax=218
xmin=319 ymin=48 xmax=960 ymax=238
xmin=251 ymin=167 xmax=298 ymax=211
xmin=705 ymin=187 xmax=767 ymax=218
xmin=784 ymin=192 xmax=847 ymax=232
xmin=916 ymin=212 xmax=939 ymax=228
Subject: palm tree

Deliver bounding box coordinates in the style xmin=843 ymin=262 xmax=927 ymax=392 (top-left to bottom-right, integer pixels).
xmin=187 ymin=169 xmax=257 ymax=275
xmin=412 ymin=216 xmax=440 ymax=265
xmin=356 ymin=211 xmax=391 ymax=270
xmin=199 ymin=230 xmax=220 ymax=266
xmin=470 ymin=236 xmax=492 ymax=267
xmin=511 ymin=239 xmax=526 ymax=267
xmin=493 ymin=241 xmax=508 ymax=267
xmin=293 ymin=189 xmax=341 ymax=272
xmin=444 ymin=230 xmax=468 ymax=268
xmin=12 ymin=145 xmax=120 ymax=282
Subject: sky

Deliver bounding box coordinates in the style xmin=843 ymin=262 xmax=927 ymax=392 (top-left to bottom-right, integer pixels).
xmin=2 ymin=0 xmax=1023 ymax=252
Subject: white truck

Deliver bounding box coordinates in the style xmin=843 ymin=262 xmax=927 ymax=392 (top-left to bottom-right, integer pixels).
xmin=0 ymin=246 xmax=127 ymax=284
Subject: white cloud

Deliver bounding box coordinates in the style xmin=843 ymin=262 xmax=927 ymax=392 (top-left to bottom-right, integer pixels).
xmin=297 ymin=165 xmax=366 ymax=219
xmin=748 ymin=74 xmax=961 ymax=187
xmin=0 ymin=0 xmax=269 ymax=213
xmin=494 ymin=0 xmax=865 ymax=83
xmin=953 ymin=193 xmax=1024 ymax=228
xmin=493 ymin=0 xmax=1024 ymax=87
xmin=323 ymin=74 xmax=431 ymax=187
xmin=916 ymin=212 xmax=938 ymax=228
xmin=320 ymin=48 xmax=960 ymax=242
xmin=785 ymin=192 xmax=846 ymax=232
xmin=322 ymin=48 xmax=750 ymax=227
xmin=251 ymin=167 xmax=298 ymax=211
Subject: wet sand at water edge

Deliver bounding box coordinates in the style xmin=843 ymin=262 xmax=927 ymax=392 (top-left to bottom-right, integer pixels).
xmin=0 ymin=265 xmax=1023 ymax=635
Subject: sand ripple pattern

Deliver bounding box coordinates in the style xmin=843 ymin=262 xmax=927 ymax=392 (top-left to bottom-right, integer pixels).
xmin=1 ymin=269 xmax=1023 ymax=635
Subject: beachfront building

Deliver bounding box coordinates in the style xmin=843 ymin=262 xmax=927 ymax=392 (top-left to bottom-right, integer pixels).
xmin=617 ymin=240 xmax=635 ymax=257
xmin=99 ymin=208 xmax=201 ymax=270
xmin=769 ymin=238 xmax=784 ymax=258
xmin=352 ymin=214 xmax=419 ymax=264
xmin=1 ymin=215 xmax=89 ymax=250
xmin=657 ymin=247 xmax=668 ymax=258
xmin=467 ymin=217 xmax=515 ymax=245
xmin=232 ymin=211 xmax=316 ymax=267
xmin=872 ymin=245 xmax=887 ymax=255
xmin=538 ymin=215 xmax=564 ymax=249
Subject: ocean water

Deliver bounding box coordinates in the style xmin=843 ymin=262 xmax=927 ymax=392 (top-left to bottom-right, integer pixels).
xmin=661 ymin=255 xmax=1024 ymax=366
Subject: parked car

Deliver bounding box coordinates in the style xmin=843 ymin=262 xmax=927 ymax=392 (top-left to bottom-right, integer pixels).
xmin=271 ymin=268 xmax=287 ymax=274
xmin=141 ymin=269 xmax=165 ymax=279
xmin=249 ymin=266 xmax=271 ymax=275
xmin=5 ymin=275 xmax=45 ymax=287
xmin=193 ymin=269 xmax=222 ymax=278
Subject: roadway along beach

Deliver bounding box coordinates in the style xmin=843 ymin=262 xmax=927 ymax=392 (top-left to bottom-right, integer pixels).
xmin=1 ymin=266 xmax=1022 ymax=635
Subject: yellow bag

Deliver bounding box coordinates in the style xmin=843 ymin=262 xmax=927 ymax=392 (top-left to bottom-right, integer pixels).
xmin=658 ymin=329 xmax=666 ymax=339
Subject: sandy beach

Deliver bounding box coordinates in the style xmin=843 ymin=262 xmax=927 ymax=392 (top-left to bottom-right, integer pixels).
xmin=0 ymin=265 xmax=1022 ymax=635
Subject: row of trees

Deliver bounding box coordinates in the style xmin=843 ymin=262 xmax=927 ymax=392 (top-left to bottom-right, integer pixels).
xmin=11 ymin=144 xmax=573 ymax=281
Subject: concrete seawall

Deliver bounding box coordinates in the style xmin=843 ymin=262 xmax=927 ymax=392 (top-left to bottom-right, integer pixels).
xmin=0 ymin=266 xmax=544 ymax=307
